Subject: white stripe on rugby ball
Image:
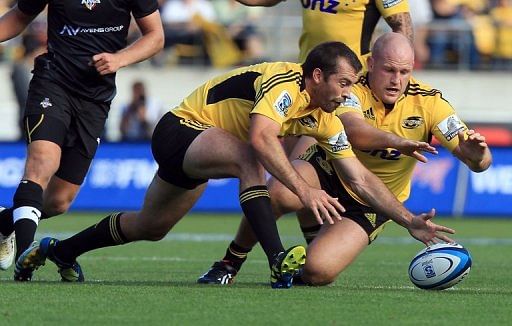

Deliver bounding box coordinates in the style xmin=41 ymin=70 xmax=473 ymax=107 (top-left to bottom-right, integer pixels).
xmin=408 ymin=243 xmax=472 ymax=290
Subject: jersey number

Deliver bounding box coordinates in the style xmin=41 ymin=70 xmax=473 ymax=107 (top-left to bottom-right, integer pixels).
xmin=301 ymin=0 xmax=340 ymax=14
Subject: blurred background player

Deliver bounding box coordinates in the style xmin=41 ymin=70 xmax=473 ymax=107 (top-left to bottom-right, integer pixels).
xmin=0 ymin=0 xmax=164 ymax=280
xmin=236 ymin=0 xmax=413 ymax=65
xmin=197 ymin=32 xmax=492 ymax=286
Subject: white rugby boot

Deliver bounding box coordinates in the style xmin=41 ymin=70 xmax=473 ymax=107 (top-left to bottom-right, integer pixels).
xmin=0 ymin=207 xmax=15 ymax=270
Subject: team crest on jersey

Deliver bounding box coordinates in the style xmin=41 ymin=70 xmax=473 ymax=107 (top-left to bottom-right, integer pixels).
xmin=402 ymin=116 xmax=424 ymax=129
xmin=82 ymin=0 xmax=100 ymax=10
xmin=40 ymin=97 xmax=52 ymax=109
xmin=382 ymin=0 xmax=403 ymax=9
xmin=328 ymin=131 xmax=350 ymax=152
xmin=299 ymin=115 xmax=318 ymax=129
xmin=273 ymin=90 xmax=292 ymax=117
xmin=437 ymin=114 xmax=465 ymax=141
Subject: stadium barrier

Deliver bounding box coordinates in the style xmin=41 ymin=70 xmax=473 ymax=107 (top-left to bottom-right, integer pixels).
xmin=0 ymin=142 xmax=510 ymax=217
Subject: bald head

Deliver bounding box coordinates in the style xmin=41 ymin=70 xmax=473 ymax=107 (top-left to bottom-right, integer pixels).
xmin=367 ymin=33 xmax=415 ymax=105
xmin=371 ymin=32 xmax=414 ymax=64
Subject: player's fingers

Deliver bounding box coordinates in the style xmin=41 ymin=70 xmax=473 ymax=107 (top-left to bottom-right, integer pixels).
xmin=317 ymin=203 xmax=335 ymax=224
xmin=325 ymin=201 xmax=343 ymax=221
xmin=328 ymin=196 xmax=345 ymax=214
xmin=436 ymin=233 xmax=455 ymax=243
xmin=311 ymin=208 xmax=323 ymax=225
xmin=417 ymin=142 xmax=438 ymax=154
xmin=412 ymin=151 xmax=428 ymax=163
xmin=436 ymin=225 xmax=455 ymax=234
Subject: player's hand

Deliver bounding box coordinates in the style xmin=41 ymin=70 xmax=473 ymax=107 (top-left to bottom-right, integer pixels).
xmin=407 ymin=208 xmax=455 ymax=246
xmin=457 ymin=130 xmax=488 ymax=160
xmin=90 ymin=53 xmax=123 ymax=75
xmin=396 ymin=139 xmax=438 ymax=163
xmin=300 ymin=187 xmax=345 ymax=225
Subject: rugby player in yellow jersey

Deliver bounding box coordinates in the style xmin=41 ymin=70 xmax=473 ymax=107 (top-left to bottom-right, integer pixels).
xmin=18 ymin=41 xmax=365 ymax=288
xmin=197 ymin=32 xmax=491 ymax=286
xmin=237 ymin=0 xmax=413 ymax=63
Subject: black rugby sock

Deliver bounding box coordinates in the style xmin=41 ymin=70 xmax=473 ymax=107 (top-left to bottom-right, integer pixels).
xmin=54 ymin=212 xmax=128 ymax=263
xmin=0 ymin=208 xmax=14 ymax=236
xmin=12 ymin=180 xmax=43 ymax=259
xmin=239 ymin=185 xmax=284 ymax=265
xmin=222 ymin=241 xmax=252 ymax=272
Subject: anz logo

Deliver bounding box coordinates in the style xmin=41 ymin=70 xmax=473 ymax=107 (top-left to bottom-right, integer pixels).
xmin=301 ymin=0 xmax=340 ymax=14
xmin=361 ymin=149 xmax=401 ymax=161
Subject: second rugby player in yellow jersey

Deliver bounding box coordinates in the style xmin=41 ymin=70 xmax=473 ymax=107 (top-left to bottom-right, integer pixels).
xmin=198 ymin=33 xmax=490 ymax=286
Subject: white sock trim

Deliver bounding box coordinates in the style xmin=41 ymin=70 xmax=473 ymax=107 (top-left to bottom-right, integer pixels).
xmin=13 ymin=206 xmax=41 ymax=225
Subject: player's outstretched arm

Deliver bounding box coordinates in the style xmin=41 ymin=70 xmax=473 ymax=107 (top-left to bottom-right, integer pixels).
xmin=250 ymin=114 xmax=345 ymax=224
xmin=340 ymin=112 xmax=437 ymax=163
xmin=0 ymin=6 xmax=36 ymax=42
xmin=331 ymin=157 xmax=455 ymax=244
xmin=91 ymin=11 xmax=164 ymax=75
xmin=452 ymin=130 xmax=492 ymax=172
xmin=384 ymin=12 xmax=414 ymax=44
xmin=236 ymin=0 xmax=284 ymax=6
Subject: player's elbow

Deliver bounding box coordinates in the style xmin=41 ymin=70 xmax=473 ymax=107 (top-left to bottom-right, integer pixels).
xmin=154 ymin=32 xmax=165 ymax=52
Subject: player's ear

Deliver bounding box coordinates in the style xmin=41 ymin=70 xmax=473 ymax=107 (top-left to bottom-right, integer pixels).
xmin=367 ymin=56 xmax=374 ymax=71
xmin=312 ymin=68 xmax=323 ymax=83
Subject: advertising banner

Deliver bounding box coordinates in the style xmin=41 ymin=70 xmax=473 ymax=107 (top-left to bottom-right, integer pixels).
xmin=0 ymin=143 xmax=510 ymax=216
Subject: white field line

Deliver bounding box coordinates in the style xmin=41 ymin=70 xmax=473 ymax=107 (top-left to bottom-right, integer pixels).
xmin=37 ymin=232 xmax=512 ymax=246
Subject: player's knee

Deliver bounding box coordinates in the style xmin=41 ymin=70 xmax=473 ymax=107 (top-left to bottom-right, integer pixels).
xmin=302 ymin=266 xmax=337 ymax=286
xmin=44 ymin=197 xmax=72 ymax=216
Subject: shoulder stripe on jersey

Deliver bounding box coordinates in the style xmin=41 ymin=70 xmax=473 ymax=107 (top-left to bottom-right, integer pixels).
xmin=406 ymin=86 xmax=452 ymax=104
xmin=255 ymin=70 xmax=302 ymax=100
xmin=254 ymin=73 xmax=302 ymax=106
xmin=259 ymin=70 xmax=297 ymax=91
xmin=206 ymin=71 xmax=261 ymax=105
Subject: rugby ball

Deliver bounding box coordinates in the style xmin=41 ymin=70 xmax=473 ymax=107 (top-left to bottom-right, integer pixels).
xmin=408 ymin=243 xmax=472 ymax=290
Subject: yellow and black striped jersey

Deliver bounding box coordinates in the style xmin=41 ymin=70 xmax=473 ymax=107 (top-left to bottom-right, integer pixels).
xmin=171 ymin=62 xmax=355 ymax=160
xmin=299 ymin=0 xmax=410 ymax=63
xmin=335 ymin=74 xmax=468 ymax=203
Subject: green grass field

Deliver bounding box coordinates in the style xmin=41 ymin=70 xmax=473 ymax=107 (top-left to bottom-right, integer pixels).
xmin=1 ymin=213 xmax=511 ymax=325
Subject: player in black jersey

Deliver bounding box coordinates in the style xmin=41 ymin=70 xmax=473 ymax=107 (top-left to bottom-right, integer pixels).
xmin=0 ymin=0 xmax=164 ymax=281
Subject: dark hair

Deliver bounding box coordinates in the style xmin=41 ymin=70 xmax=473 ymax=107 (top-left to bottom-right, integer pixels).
xmin=302 ymin=42 xmax=362 ymax=79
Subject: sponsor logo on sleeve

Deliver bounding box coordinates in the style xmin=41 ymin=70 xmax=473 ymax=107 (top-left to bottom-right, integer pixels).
xmin=342 ymin=93 xmax=361 ymax=109
xmin=273 ymin=90 xmax=292 ymax=117
xmin=437 ymin=114 xmax=465 ymax=141
xmin=402 ymin=116 xmax=424 ymax=129
xmin=328 ymin=131 xmax=350 ymax=152
xmin=382 ymin=0 xmax=403 ymax=9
